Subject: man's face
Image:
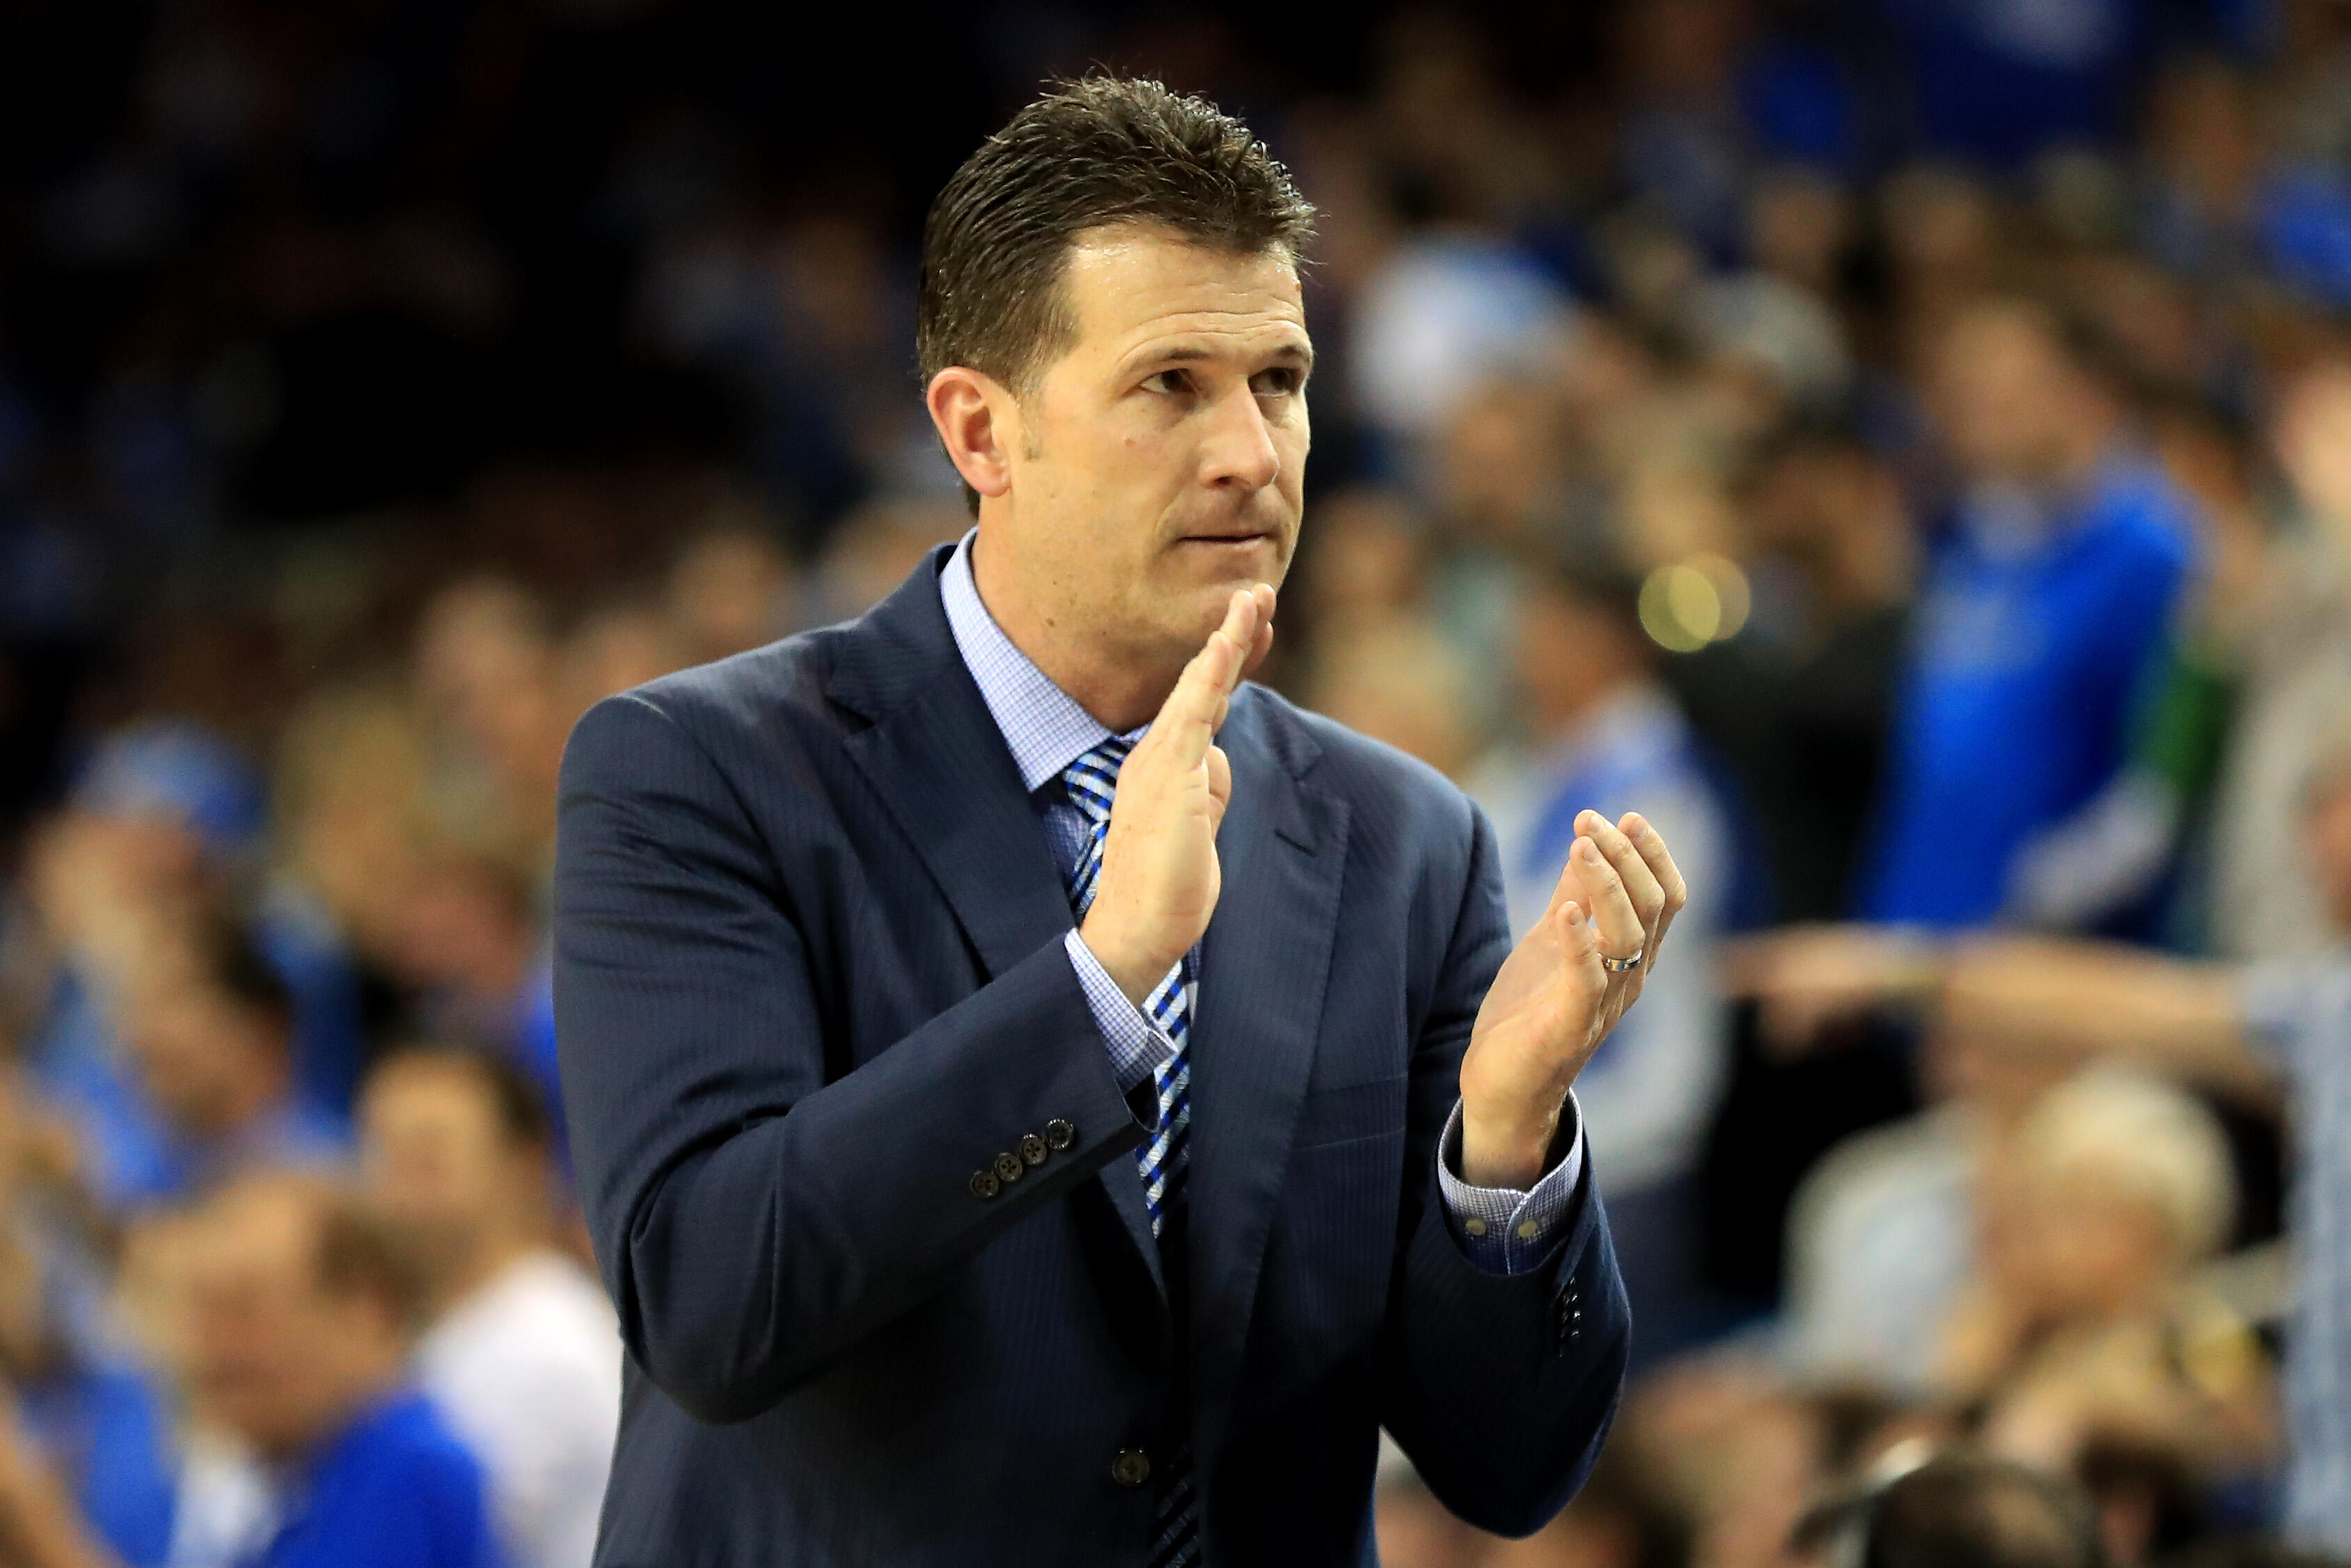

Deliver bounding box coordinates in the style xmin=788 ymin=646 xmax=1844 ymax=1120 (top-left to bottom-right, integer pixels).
xmin=360 ymin=1062 xmax=528 ymax=1275
xmin=181 ymin=1184 xmax=393 ymax=1457
xmin=1931 ymin=308 xmax=2077 ymax=484
xmin=990 ymin=224 xmax=1310 ymax=672
xmin=122 ymin=983 xmax=280 ymax=1136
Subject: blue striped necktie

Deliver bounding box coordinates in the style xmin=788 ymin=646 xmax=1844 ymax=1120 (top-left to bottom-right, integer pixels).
xmin=1060 ymin=735 xmax=1199 ymax=1568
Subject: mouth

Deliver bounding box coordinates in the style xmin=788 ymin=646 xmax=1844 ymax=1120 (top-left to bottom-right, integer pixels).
xmin=1174 ymin=530 xmax=1274 ymax=549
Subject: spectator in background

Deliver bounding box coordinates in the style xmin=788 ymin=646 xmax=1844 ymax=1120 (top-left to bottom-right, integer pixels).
xmin=1299 ymin=617 xmax=1483 ymax=782
xmin=1672 ymin=417 xmax=1916 ymax=922
xmin=661 ymin=523 xmax=801 ymax=667
xmin=22 ymin=722 xmax=363 ymax=1182
xmin=1794 ymin=1452 xmax=2105 ymax=1568
xmin=1482 ymin=1441 xmax=1691 ymax=1568
xmin=0 ymin=1173 xmax=499 ymax=1568
xmin=1471 ymin=548 xmax=1731 ymax=1361
xmin=1732 ymin=717 xmax=2351 ymax=1554
xmin=372 ymin=852 xmax=541 ymax=1061
xmin=1942 ymin=1068 xmax=2263 ymax=1479
xmin=361 ymin=1046 xmax=615 ymax=1568
xmin=1778 ymin=1010 xmax=2073 ymax=1396
xmin=0 ymin=1067 xmax=176 ymax=1566
xmin=1862 ymin=296 xmax=2201 ymax=930
xmin=805 ymin=494 xmax=968 ymax=623
xmin=411 ymin=579 xmax=567 ymax=880
xmin=2210 ymin=358 xmax=2351 ymax=960
xmin=108 ymin=921 xmax=344 ymax=1209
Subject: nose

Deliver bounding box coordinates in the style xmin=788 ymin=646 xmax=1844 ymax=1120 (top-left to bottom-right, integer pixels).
xmin=1199 ymin=382 xmax=1281 ymax=494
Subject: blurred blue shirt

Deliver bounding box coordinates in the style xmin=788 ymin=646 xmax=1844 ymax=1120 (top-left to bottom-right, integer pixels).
xmin=237 ymin=1390 xmax=500 ymax=1568
xmin=1862 ymin=455 xmax=2199 ymax=927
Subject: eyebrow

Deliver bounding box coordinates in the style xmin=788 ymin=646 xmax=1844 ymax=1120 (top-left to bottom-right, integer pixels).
xmin=1126 ymin=338 xmax=1316 ymax=374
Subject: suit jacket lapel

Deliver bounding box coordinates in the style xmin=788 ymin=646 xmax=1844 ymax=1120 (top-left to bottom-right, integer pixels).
xmin=828 ymin=551 xmax=1169 ymax=1306
xmin=831 ymin=550 xmax=1076 ymax=985
xmin=1184 ymin=690 xmax=1347 ymax=1460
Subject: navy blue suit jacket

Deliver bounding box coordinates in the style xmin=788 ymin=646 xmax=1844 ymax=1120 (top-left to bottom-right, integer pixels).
xmin=553 ymin=548 xmax=1630 ymax=1566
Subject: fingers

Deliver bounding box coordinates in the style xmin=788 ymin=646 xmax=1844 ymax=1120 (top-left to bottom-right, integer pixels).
xmin=1568 ymin=834 xmax=1647 ymax=964
xmin=1205 ymin=743 xmax=1232 ymax=830
xmin=1241 ymin=583 xmax=1277 ymax=681
xmin=1555 ymin=898 xmax=1608 ymax=1005
xmin=1155 ymin=589 xmax=1261 ymax=764
xmin=1620 ymin=813 xmax=1686 ymax=916
xmin=1623 ymin=811 xmax=1687 ymax=961
xmin=1578 ymin=809 xmax=1666 ymax=934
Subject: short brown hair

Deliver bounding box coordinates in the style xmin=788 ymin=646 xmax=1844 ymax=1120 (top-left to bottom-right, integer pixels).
xmin=917 ymin=75 xmax=1315 ymax=397
xmin=367 ymin=1041 xmax=553 ymax=1152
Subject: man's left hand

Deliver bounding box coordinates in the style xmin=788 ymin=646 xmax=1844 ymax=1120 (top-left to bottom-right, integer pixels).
xmin=1457 ymin=810 xmax=1686 ymax=1189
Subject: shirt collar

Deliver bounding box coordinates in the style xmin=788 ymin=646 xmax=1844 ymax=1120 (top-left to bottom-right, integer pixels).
xmin=939 ymin=529 xmax=1121 ymax=792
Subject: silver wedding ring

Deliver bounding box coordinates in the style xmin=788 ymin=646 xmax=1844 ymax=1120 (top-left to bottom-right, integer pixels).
xmin=1599 ymin=947 xmax=1645 ymax=973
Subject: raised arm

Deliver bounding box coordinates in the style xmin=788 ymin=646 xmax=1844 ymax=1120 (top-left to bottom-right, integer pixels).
xmin=1727 ymin=926 xmax=2267 ymax=1100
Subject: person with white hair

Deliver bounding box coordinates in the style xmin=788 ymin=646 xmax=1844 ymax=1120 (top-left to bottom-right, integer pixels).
xmin=1734 ymin=721 xmax=2351 ymax=1554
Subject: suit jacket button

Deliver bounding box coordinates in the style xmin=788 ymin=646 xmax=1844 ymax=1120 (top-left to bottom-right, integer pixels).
xmin=1111 ymin=1449 xmax=1152 ymax=1487
xmin=1019 ymin=1132 xmax=1048 ymax=1166
xmin=993 ymin=1151 xmax=1024 ymax=1183
xmin=1045 ymin=1118 xmax=1076 ymax=1150
xmin=970 ymin=1170 xmax=1000 ymax=1200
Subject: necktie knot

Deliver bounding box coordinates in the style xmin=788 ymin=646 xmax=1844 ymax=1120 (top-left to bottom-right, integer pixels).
xmin=1061 ymin=736 xmax=1132 ymax=830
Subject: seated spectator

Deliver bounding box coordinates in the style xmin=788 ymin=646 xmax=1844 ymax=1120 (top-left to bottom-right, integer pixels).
xmin=1469 ymin=546 xmax=1731 ymax=1363
xmin=0 ymin=1172 xmax=498 ymax=1568
xmin=1732 ymin=718 xmax=2351 ymax=1554
xmin=1613 ymin=1357 xmax=1829 ymax=1568
xmin=360 ymin=1046 xmax=617 ymax=1568
xmin=1778 ymin=1015 xmax=2073 ymax=1395
xmin=111 ymin=923 xmax=344 ymax=1208
xmin=1861 ymin=296 xmax=2201 ymax=930
xmin=1939 ymin=1068 xmax=2265 ymax=1475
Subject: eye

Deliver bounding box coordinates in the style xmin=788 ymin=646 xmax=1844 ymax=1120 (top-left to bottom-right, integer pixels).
xmin=1141 ymin=369 xmax=1193 ymax=395
xmin=1251 ymin=367 xmax=1304 ymax=397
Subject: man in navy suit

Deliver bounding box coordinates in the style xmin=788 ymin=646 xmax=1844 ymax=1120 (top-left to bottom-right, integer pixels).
xmin=554 ymin=76 xmax=1686 ymax=1567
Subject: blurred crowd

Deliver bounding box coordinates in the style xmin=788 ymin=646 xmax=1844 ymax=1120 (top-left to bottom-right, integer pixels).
xmin=3 ymin=1 xmax=2351 ymax=1566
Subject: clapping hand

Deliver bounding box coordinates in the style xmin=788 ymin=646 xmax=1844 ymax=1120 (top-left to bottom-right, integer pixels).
xmin=1458 ymin=811 xmax=1686 ymax=1188
xmin=1079 ymin=586 xmax=1277 ymax=1005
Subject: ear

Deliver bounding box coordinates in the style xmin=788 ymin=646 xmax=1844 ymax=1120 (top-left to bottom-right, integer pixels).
xmin=926 ymin=367 xmax=1018 ymax=502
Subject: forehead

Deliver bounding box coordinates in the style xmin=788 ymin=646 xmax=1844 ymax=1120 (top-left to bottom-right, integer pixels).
xmin=191 ymin=1187 xmax=317 ymax=1286
xmin=363 ymin=1065 xmax=505 ymax=1149
xmin=1056 ymin=225 xmax=1306 ymax=360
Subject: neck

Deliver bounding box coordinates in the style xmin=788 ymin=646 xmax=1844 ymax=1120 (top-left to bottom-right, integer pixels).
xmin=969 ymin=528 xmax=1181 ymax=733
xmin=264 ymin=1352 xmax=406 ymax=1466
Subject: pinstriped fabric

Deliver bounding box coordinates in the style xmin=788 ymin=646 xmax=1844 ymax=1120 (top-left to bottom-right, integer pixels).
xmin=1059 ymin=736 xmax=1198 ymax=1568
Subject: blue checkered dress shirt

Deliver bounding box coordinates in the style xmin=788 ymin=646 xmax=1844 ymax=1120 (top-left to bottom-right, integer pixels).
xmin=938 ymin=531 xmax=1581 ymax=1273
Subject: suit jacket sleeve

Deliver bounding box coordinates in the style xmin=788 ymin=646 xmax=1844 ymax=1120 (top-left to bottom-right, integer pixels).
xmin=1378 ymin=804 xmax=1632 ymax=1538
xmin=553 ymin=691 xmax=1141 ymax=1424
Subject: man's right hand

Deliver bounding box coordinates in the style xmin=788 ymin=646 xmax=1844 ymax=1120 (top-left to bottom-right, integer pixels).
xmin=1080 ymin=585 xmax=1275 ymax=1004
